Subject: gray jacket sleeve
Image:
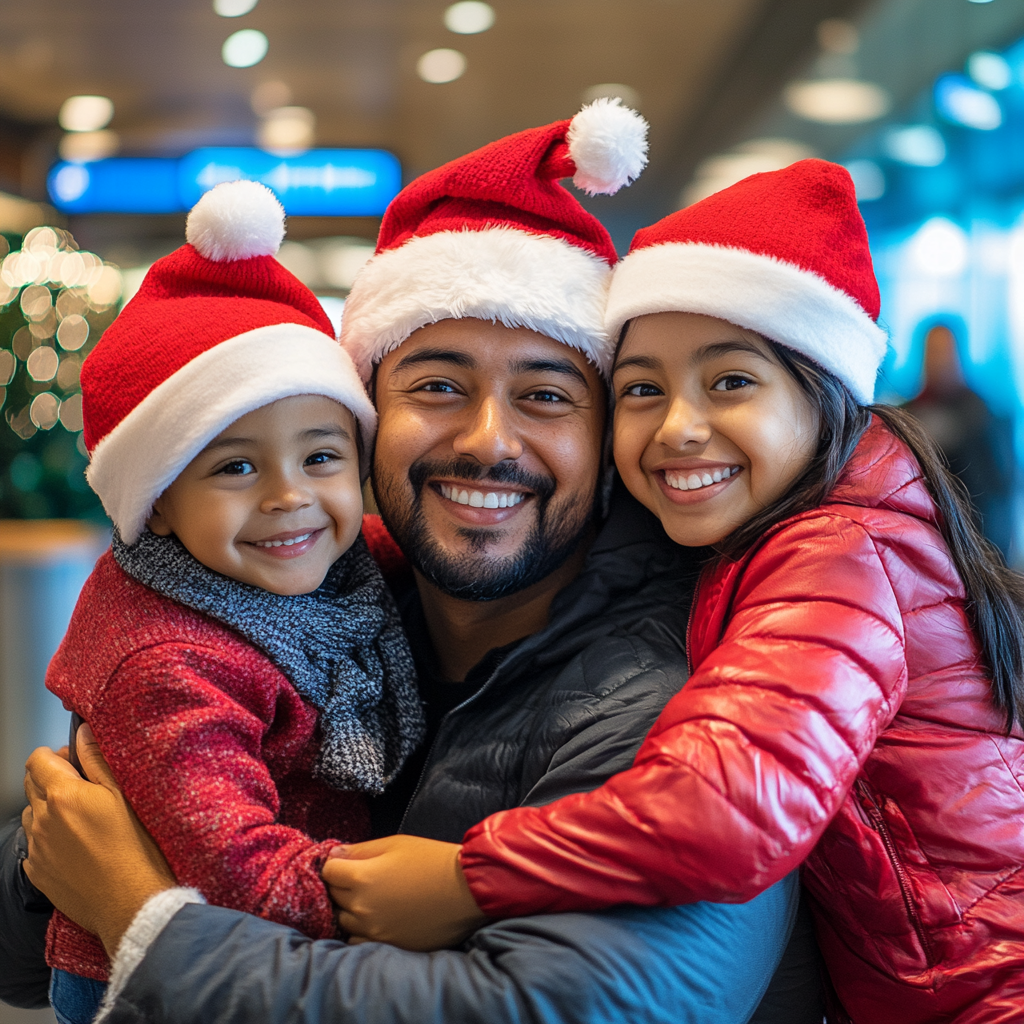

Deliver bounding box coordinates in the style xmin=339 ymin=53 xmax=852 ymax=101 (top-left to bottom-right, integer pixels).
xmin=107 ymin=872 xmax=799 ymax=1024
xmin=0 ymin=815 xmax=52 ymax=1009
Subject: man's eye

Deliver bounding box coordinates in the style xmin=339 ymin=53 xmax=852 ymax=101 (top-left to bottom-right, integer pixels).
xmin=712 ymin=375 xmax=754 ymax=392
xmin=421 ymin=382 xmax=457 ymax=393
xmin=526 ymin=390 xmax=564 ymax=403
xmin=218 ymin=460 xmax=254 ymax=476
xmin=623 ymin=383 xmax=662 ymax=397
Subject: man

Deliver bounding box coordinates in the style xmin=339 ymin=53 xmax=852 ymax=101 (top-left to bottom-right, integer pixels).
xmin=7 ymin=104 xmax=819 ymax=1022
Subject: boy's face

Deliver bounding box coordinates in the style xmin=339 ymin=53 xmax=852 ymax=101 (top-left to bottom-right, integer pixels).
xmin=148 ymin=395 xmax=363 ymax=595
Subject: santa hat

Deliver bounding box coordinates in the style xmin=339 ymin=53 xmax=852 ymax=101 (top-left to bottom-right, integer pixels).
xmin=605 ymin=159 xmax=888 ymax=404
xmin=83 ymin=179 xmax=376 ymax=544
xmin=341 ymin=98 xmax=648 ymax=380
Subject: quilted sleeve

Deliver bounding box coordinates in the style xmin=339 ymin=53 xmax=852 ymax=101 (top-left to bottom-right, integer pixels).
xmin=460 ymin=514 xmax=909 ymax=915
xmin=87 ymin=645 xmax=343 ymax=940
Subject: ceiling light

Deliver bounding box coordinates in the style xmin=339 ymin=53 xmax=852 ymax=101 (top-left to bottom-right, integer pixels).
xmin=58 ymin=95 xmax=114 ymax=132
xmin=882 ymin=125 xmax=946 ymax=167
xmin=417 ymin=48 xmax=466 ymax=84
xmin=223 ymin=29 xmax=268 ymax=68
xmin=59 ymin=130 xmax=119 ymax=163
xmin=444 ymin=2 xmax=494 ymax=35
xmin=258 ymin=106 xmax=315 ymax=152
xmin=909 ymin=218 xmax=968 ymax=277
xmin=844 ymin=160 xmax=885 ymax=201
xmin=214 ymin=0 xmax=258 ymax=16
xmin=935 ymin=74 xmax=1002 ymax=130
xmin=967 ymin=51 xmax=1012 ymax=91
xmin=581 ymin=83 xmax=640 ymax=109
xmin=784 ymin=79 xmax=890 ymax=124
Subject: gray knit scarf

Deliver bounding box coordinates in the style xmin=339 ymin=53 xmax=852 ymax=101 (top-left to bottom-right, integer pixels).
xmin=112 ymin=529 xmax=424 ymax=795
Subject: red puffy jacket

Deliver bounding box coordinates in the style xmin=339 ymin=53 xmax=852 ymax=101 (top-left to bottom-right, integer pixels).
xmin=461 ymin=418 xmax=1024 ymax=1023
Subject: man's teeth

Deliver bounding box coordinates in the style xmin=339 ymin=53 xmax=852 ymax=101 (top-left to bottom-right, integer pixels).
xmin=664 ymin=467 xmax=740 ymax=491
xmin=254 ymin=532 xmax=314 ymax=548
xmin=438 ymin=484 xmax=526 ymax=508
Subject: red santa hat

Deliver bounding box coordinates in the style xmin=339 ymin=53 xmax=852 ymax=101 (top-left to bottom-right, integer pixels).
xmin=83 ymin=179 xmax=376 ymax=544
xmin=605 ymin=158 xmax=888 ymax=404
xmin=341 ymin=99 xmax=649 ymax=380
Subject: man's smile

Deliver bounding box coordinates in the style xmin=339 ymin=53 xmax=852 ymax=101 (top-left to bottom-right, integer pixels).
xmin=436 ymin=482 xmax=528 ymax=508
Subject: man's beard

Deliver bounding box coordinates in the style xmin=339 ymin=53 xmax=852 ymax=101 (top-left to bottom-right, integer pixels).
xmin=372 ymin=456 xmax=598 ymax=601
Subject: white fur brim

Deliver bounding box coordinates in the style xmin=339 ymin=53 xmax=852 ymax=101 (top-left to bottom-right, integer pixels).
xmin=340 ymin=227 xmax=614 ymax=380
xmin=605 ymin=242 xmax=888 ymax=405
xmin=87 ymin=324 xmax=377 ymax=544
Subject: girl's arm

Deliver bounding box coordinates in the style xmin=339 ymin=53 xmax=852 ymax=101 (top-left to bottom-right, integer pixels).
xmin=460 ymin=512 xmax=909 ymax=916
xmin=86 ymin=643 xmax=355 ymax=939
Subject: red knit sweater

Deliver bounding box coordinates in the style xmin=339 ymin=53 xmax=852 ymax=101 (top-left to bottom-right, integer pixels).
xmin=44 ymin=547 xmax=371 ymax=981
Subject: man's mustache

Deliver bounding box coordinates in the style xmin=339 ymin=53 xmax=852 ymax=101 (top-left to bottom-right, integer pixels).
xmin=408 ymin=457 xmax=557 ymax=503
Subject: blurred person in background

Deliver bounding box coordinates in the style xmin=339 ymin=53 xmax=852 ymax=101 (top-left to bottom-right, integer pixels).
xmin=905 ymin=325 xmax=1015 ymax=557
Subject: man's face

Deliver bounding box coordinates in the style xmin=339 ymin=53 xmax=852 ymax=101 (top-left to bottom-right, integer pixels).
xmin=371 ymin=319 xmax=606 ymax=601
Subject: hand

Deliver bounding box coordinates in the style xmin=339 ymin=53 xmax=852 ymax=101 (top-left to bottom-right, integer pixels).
xmin=322 ymin=834 xmax=488 ymax=951
xmin=22 ymin=723 xmax=177 ymax=957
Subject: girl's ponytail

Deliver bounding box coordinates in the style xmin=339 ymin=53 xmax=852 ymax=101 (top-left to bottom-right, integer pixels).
xmin=717 ymin=342 xmax=1024 ymax=731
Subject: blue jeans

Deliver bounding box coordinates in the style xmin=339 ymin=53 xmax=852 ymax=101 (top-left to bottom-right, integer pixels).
xmin=49 ymin=968 xmax=107 ymax=1024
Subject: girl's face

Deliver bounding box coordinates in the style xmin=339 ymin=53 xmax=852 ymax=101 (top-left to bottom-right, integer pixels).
xmin=612 ymin=311 xmax=820 ymax=547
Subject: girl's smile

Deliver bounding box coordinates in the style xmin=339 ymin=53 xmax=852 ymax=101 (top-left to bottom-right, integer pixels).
xmin=612 ymin=311 xmax=820 ymax=548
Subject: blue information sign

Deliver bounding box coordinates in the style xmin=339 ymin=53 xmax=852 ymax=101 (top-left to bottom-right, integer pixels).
xmin=48 ymin=148 xmax=402 ymax=216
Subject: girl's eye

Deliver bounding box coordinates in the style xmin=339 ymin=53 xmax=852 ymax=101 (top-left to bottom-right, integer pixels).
xmin=305 ymin=451 xmax=338 ymax=467
xmin=623 ymin=383 xmax=663 ymax=398
xmin=218 ymin=460 xmax=254 ymax=476
xmin=712 ymin=375 xmax=755 ymax=392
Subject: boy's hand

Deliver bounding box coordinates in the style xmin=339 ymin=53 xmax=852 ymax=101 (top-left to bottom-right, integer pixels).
xmin=323 ymin=834 xmax=488 ymax=951
xmin=22 ymin=723 xmax=177 ymax=957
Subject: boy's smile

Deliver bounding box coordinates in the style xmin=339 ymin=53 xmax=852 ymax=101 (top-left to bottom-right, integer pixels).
xmin=147 ymin=394 xmax=364 ymax=595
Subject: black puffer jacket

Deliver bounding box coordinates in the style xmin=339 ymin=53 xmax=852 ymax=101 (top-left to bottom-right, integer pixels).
xmin=1 ymin=487 xmax=818 ymax=1023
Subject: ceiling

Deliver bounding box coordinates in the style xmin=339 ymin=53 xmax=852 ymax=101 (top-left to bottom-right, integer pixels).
xmin=0 ymin=0 xmax=870 ymax=249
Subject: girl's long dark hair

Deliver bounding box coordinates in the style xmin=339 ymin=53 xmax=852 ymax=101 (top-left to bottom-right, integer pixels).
xmin=717 ymin=344 xmax=1024 ymax=731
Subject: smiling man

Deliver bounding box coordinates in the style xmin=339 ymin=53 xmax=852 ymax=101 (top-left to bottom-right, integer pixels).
xmin=7 ymin=104 xmax=821 ymax=1024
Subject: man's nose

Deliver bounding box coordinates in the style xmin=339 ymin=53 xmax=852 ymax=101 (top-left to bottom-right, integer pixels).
xmin=259 ymin=469 xmax=314 ymax=514
xmin=453 ymin=396 xmax=524 ymax=465
xmin=654 ymin=395 xmax=712 ymax=450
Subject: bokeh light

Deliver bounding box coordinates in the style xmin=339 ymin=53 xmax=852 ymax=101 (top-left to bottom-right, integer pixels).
xmin=58 ymin=95 xmax=114 ymax=132
xmin=222 ymin=29 xmax=268 ymax=68
xmin=417 ymin=48 xmax=466 ymax=84
xmin=444 ymin=2 xmax=495 ymax=35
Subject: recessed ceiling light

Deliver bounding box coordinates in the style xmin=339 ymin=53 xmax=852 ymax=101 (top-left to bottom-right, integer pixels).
xmin=223 ymin=28 xmax=268 ymax=68
xmin=214 ymin=0 xmax=258 ymax=16
xmin=58 ymin=95 xmax=114 ymax=132
xmin=444 ymin=2 xmax=495 ymax=35
xmin=882 ymin=126 xmax=946 ymax=167
xmin=417 ymin=48 xmax=466 ymax=84
xmin=935 ymin=74 xmax=1002 ymax=130
xmin=258 ymin=106 xmax=315 ymax=152
xmin=967 ymin=51 xmax=1012 ymax=91
xmin=784 ymin=79 xmax=890 ymax=124
xmin=59 ymin=130 xmax=119 ymax=163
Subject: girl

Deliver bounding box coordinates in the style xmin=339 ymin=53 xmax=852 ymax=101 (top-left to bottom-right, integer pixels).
xmin=331 ymin=160 xmax=1024 ymax=1023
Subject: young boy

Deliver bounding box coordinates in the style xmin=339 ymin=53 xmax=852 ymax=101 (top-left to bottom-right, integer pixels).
xmin=43 ymin=180 xmax=424 ymax=1024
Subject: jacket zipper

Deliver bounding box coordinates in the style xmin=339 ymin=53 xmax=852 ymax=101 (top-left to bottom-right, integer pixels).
xmin=854 ymin=779 xmax=935 ymax=967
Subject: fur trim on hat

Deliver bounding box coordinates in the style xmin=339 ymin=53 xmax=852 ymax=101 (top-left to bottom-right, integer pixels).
xmin=605 ymin=242 xmax=888 ymax=404
xmin=341 ymin=227 xmax=613 ymax=380
xmin=87 ymin=324 xmax=376 ymax=543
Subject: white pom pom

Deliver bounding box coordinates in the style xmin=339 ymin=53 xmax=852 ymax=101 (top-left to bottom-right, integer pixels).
xmin=186 ymin=180 xmax=285 ymax=262
xmin=567 ymin=98 xmax=649 ymax=197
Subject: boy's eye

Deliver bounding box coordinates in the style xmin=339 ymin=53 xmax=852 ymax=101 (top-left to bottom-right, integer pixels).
xmin=623 ymin=383 xmax=663 ymax=398
xmin=712 ymin=375 xmax=754 ymax=392
xmin=218 ymin=459 xmax=254 ymax=476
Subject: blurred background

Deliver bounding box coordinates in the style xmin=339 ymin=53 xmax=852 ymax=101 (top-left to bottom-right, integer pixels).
xmin=2 ymin=1 xmax=1024 ymax=1015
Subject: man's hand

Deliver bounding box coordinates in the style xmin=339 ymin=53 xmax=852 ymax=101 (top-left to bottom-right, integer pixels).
xmin=22 ymin=723 xmax=177 ymax=957
xmin=323 ymin=834 xmax=488 ymax=951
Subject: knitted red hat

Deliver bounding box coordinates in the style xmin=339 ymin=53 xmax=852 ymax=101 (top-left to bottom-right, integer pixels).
xmin=605 ymin=159 xmax=888 ymax=404
xmin=83 ymin=180 xmax=376 ymax=543
xmin=341 ymin=99 xmax=648 ymax=380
